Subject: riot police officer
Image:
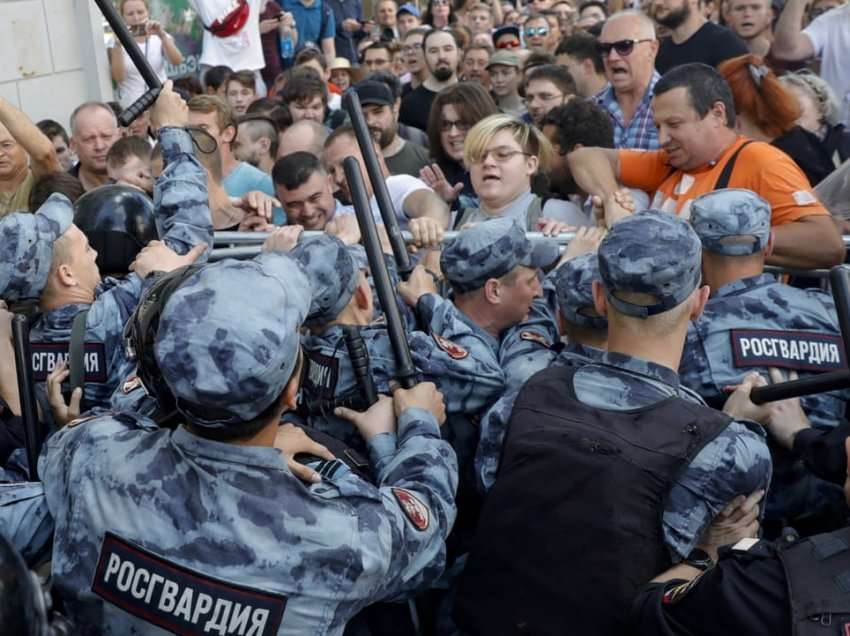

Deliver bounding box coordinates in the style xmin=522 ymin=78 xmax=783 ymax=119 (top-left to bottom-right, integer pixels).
xmin=680 ymin=188 xmax=848 ymax=533
xmin=454 ymin=210 xmax=772 ymax=636
xmin=39 ymin=252 xmax=459 ymax=634
xmin=0 ymin=81 xmax=212 ymax=414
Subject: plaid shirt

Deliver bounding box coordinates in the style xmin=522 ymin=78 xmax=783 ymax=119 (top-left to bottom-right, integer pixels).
xmin=593 ymin=72 xmax=661 ymax=150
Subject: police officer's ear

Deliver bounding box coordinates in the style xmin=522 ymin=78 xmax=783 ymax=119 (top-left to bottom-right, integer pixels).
xmin=764 ymin=230 xmax=775 ymax=258
xmin=591 ymin=280 xmax=608 ymax=317
xmin=283 ymin=349 xmax=305 ymax=410
xmin=688 ymin=285 xmax=711 ymax=321
xmin=353 ymin=272 xmax=373 ymax=314
xmin=483 ymin=277 xmax=503 ymax=304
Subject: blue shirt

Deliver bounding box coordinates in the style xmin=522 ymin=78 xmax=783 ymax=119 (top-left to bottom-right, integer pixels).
xmin=222 ymin=161 xmax=284 ymax=225
xmin=281 ymin=0 xmax=336 ymax=50
xmin=593 ymin=72 xmax=661 ymax=150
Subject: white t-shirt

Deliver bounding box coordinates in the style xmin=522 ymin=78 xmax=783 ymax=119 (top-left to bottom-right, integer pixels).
xmin=336 ymin=174 xmax=432 ymax=229
xmin=802 ymin=4 xmax=850 ymax=126
xmin=191 ymin=0 xmax=265 ymax=70
xmin=109 ymin=35 xmax=169 ymax=109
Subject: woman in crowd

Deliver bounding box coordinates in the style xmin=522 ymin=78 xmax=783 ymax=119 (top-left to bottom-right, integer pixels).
xmin=457 ymin=114 xmax=590 ymax=229
xmin=422 ymin=0 xmax=458 ymax=28
xmin=422 ymin=83 xmax=499 ymax=223
xmin=780 ymin=71 xmax=850 ymax=168
xmin=109 ymin=0 xmax=184 ymax=109
xmin=719 ymin=54 xmax=837 ymax=185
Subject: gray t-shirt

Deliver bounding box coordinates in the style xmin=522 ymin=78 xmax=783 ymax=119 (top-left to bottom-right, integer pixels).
xmin=385 ymin=140 xmax=431 ymax=178
xmin=462 ymin=189 xmax=592 ymax=229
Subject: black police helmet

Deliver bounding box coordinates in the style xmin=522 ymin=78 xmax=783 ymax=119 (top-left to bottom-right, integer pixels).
xmin=73 ymin=184 xmax=158 ymax=277
xmin=0 ymin=534 xmax=47 ymax=635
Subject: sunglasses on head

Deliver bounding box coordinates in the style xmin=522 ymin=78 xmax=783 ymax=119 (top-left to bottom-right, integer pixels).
xmin=524 ymin=26 xmax=550 ymax=37
xmin=595 ymin=38 xmax=653 ymax=56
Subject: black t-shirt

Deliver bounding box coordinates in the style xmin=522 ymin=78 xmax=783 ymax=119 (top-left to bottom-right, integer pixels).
xmin=656 ymin=22 xmax=749 ymax=74
xmin=399 ymin=85 xmax=438 ymax=132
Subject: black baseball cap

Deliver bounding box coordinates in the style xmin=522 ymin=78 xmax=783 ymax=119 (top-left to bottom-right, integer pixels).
xmin=353 ymin=80 xmax=394 ymax=107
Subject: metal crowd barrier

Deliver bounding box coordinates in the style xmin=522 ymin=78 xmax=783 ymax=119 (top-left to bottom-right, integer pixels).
xmin=209 ymin=232 xmax=850 ymax=279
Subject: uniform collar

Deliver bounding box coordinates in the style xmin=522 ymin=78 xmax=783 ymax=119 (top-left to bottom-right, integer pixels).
xmin=598 ymin=350 xmax=680 ymax=390
xmin=713 ymin=272 xmax=776 ymax=298
xmin=171 ymin=425 xmax=288 ymax=472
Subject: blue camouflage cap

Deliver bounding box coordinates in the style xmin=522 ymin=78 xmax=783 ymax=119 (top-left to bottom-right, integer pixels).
xmin=553 ymin=253 xmax=607 ymax=330
xmin=598 ymin=210 xmax=702 ymax=318
xmin=154 ymin=253 xmax=312 ymax=429
xmin=290 ymin=233 xmax=360 ymax=327
xmin=0 ymin=194 xmax=73 ymax=302
xmin=441 ymin=217 xmax=560 ymax=293
xmin=690 ymin=188 xmax=771 ymax=256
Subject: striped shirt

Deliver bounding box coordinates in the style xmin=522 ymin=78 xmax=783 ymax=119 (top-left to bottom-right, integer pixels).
xmin=593 ymin=71 xmax=661 ymax=150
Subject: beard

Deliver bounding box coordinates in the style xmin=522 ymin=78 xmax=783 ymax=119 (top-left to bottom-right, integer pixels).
xmin=655 ymin=2 xmax=690 ymax=28
xmin=431 ymin=66 xmax=455 ymax=82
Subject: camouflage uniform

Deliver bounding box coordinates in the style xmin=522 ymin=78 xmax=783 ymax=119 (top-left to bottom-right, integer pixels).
xmin=0 ymin=127 xmax=214 ymax=413
xmin=680 ymin=188 xmax=844 ymax=524
xmin=41 ymin=254 xmax=459 ymax=636
xmin=290 ymin=234 xmax=505 ymax=451
xmin=439 ymin=217 xmax=561 ymax=359
xmin=476 ymin=253 xmax=608 ymax=492
xmin=577 ymin=210 xmax=772 ymax=558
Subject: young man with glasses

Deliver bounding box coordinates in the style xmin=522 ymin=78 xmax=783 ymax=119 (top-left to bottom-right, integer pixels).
xmin=592 ymin=10 xmax=662 ymax=150
xmin=652 ymin=0 xmax=748 ymax=73
xmin=524 ymin=64 xmax=576 ymax=126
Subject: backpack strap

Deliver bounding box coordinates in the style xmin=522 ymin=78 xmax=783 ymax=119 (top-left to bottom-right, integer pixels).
xmin=714 ymin=140 xmax=756 ymax=190
xmin=68 ymin=309 xmax=90 ymax=393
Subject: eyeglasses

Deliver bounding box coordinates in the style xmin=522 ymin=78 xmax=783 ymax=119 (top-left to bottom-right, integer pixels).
xmin=432 ymin=0 xmax=450 ymax=5
xmin=469 ymin=146 xmax=531 ymax=164
xmin=496 ymin=39 xmax=521 ymax=49
xmin=525 ymin=92 xmax=564 ymax=105
xmin=595 ymin=38 xmax=654 ymax=56
xmin=524 ymin=26 xmax=550 ymax=37
xmin=440 ymin=119 xmax=471 ymax=133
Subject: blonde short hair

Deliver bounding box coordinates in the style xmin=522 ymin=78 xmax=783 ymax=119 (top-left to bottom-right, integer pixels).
xmin=463 ymin=114 xmax=554 ymax=172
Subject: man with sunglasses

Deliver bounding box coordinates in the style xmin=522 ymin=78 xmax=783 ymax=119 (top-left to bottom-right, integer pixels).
xmin=653 ymin=0 xmax=748 ymax=74
xmin=524 ymin=14 xmax=560 ymax=55
xmin=592 ymin=10 xmax=662 ymax=150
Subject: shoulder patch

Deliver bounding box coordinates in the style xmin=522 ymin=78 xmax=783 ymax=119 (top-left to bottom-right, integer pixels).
xmin=92 ymin=532 xmax=287 ymax=635
xmin=662 ymin=573 xmax=704 ymax=606
xmin=392 ymin=487 xmax=430 ymax=531
xmin=432 ymin=333 xmax=469 ymax=360
xmin=730 ymin=329 xmax=848 ymax=373
xmin=30 ymin=342 xmax=107 ymax=383
xmin=519 ymin=330 xmax=551 ymax=348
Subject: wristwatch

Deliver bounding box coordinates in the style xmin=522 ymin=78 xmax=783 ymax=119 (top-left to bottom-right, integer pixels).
xmin=684 ymin=548 xmax=714 ymax=572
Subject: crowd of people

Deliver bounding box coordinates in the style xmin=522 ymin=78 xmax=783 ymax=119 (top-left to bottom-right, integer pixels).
xmin=1 ymin=0 xmax=850 ymax=633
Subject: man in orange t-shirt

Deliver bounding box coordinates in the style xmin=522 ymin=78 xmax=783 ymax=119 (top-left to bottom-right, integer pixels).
xmin=567 ymin=62 xmax=844 ymax=269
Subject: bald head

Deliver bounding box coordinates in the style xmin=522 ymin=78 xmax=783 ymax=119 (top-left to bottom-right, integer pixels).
xmin=69 ymin=102 xmax=121 ymax=175
xmin=598 ymin=10 xmax=659 ymax=96
xmin=277 ymin=120 xmax=329 ymax=159
xmin=602 ymin=9 xmax=657 ymax=40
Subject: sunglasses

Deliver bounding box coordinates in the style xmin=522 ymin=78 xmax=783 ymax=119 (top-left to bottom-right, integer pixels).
xmin=595 ymin=38 xmax=654 ymax=56
xmin=524 ymin=26 xmax=550 ymax=37
xmin=496 ymin=39 xmax=521 ymax=49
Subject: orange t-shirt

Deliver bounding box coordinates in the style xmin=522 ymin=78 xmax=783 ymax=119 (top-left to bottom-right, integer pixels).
xmin=618 ymin=136 xmax=828 ymax=225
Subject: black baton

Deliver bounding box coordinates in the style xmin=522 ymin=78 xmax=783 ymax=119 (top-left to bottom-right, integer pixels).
xmin=344 ymin=156 xmax=417 ymax=389
xmin=343 ymin=326 xmax=378 ymax=407
xmin=750 ymin=265 xmax=850 ymax=404
xmin=342 ymin=90 xmax=414 ymax=280
xmin=92 ymin=0 xmax=162 ymax=127
xmin=12 ymin=315 xmax=44 ymax=481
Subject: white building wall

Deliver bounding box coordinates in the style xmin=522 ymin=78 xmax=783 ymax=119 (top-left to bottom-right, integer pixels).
xmin=0 ymin=0 xmax=112 ymax=130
